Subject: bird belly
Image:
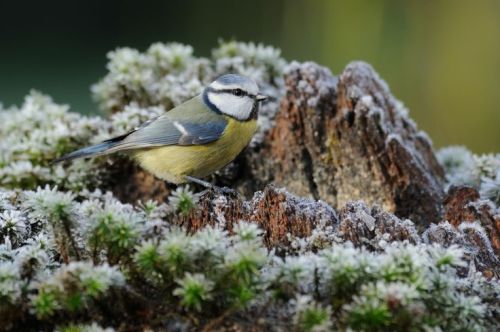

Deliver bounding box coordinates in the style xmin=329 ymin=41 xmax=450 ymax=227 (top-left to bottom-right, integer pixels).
xmin=133 ymin=118 xmax=257 ymax=184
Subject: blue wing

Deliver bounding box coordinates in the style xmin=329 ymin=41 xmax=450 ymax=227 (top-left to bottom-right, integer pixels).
xmin=112 ymin=95 xmax=227 ymax=150
xmin=54 ymin=95 xmax=227 ymax=162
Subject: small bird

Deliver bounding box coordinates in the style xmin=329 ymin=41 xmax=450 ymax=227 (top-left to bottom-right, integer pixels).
xmin=55 ymin=74 xmax=268 ymax=189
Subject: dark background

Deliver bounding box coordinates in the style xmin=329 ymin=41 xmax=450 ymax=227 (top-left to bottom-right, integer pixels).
xmin=1 ymin=0 xmax=499 ymax=152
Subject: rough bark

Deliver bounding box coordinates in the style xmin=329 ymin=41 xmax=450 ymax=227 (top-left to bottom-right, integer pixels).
xmin=112 ymin=61 xmax=446 ymax=230
xmin=240 ymin=61 xmax=445 ymax=230
xmin=179 ymin=185 xmax=338 ymax=250
xmin=338 ymin=201 xmax=421 ymax=249
xmin=424 ymin=221 xmax=499 ymax=278
xmin=181 ymin=186 xmax=498 ymax=276
xmin=443 ymin=185 xmax=500 ymax=255
xmin=102 ymin=60 xmax=500 ymax=264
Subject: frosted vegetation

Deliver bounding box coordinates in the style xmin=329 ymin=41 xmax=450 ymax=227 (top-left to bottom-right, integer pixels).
xmin=0 ymin=41 xmax=285 ymax=192
xmin=437 ymin=146 xmax=500 ymax=205
xmin=0 ymin=186 xmax=497 ymax=331
xmin=0 ymin=41 xmax=499 ymax=331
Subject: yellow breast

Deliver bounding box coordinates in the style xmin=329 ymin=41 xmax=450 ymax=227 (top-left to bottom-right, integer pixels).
xmin=133 ymin=117 xmax=257 ymax=184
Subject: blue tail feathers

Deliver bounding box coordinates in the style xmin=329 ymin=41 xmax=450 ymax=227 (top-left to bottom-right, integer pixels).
xmin=53 ymin=141 xmax=116 ymax=163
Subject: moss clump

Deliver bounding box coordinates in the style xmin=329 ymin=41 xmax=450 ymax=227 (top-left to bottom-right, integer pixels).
xmin=0 ymin=186 xmax=498 ymax=331
xmin=0 ymin=41 xmax=286 ymax=192
xmin=437 ymin=146 xmax=500 ymax=204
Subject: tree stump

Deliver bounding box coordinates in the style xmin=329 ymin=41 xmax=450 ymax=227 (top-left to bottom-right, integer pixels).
xmin=241 ymin=61 xmax=445 ymax=230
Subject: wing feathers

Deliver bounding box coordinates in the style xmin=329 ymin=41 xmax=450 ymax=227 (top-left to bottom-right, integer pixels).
xmin=54 ymin=95 xmax=228 ymax=162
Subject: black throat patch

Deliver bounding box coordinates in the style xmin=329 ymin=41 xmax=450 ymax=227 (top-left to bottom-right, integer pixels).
xmin=202 ymin=89 xmax=222 ymax=115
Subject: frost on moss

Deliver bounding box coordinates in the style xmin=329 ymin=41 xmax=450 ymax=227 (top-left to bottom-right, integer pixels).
xmin=91 ymin=41 xmax=286 ymax=144
xmin=0 ymin=186 xmax=498 ymax=331
xmin=92 ymin=41 xmax=285 ymax=113
xmin=437 ymin=146 xmax=500 ymax=205
xmin=91 ymin=43 xmax=211 ymax=112
xmin=168 ymin=185 xmax=200 ymax=216
xmin=480 ymin=170 xmax=500 ymax=205
xmin=30 ymin=262 xmax=124 ymax=319
xmin=0 ymin=92 xmax=106 ymax=191
xmin=292 ymin=295 xmax=332 ymax=332
xmin=0 ymin=41 xmax=286 ymax=192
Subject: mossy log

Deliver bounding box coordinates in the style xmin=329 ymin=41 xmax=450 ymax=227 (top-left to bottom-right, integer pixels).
xmin=180 ymin=186 xmax=498 ymax=277
xmin=112 ymin=61 xmax=445 ymax=227
xmin=241 ymin=61 xmax=445 ymax=230
xmin=107 ymin=61 xmax=498 ymax=274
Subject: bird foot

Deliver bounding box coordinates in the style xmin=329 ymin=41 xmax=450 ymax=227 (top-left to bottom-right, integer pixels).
xmin=185 ymin=176 xmax=237 ymax=197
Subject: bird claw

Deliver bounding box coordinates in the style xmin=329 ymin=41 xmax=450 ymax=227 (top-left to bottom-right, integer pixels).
xmin=184 ymin=176 xmax=237 ymax=197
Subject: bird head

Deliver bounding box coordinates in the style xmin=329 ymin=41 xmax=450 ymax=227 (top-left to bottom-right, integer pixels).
xmin=203 ymin=74 xmax=268 ymax=121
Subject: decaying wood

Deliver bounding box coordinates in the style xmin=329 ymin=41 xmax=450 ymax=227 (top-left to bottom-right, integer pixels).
xmin=424 ymin=221 xmax=499 ymax=278
xmin=338 ymin=201 xmax=421 ymax=248
xmin=106 ymin=60 xmax=499 ymax=268
xmin=179 ymin=185 xmax=338 ymax=250
xmin=242 ymin=61 xmax=445 ymax=230
xmin=443 ymin=185 xmax=500 ymax=255
xmin=181 ymin=186 xmax=498 ymax=276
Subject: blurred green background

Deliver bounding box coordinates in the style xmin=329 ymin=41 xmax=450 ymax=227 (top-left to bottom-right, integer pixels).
xmin=0 ymin=0 xmax=499 ymax=152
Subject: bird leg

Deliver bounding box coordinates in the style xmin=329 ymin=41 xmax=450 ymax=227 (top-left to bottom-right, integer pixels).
xmin=184 ymin=176 xmax=237 ymax=196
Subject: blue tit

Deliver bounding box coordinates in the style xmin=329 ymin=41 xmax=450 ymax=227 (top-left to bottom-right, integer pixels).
xmin=55 ymin=74 xmax=268 ymax=188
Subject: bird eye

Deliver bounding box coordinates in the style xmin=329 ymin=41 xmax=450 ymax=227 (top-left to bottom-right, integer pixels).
xmin=233 ymin=89 xmax=243 ymax=96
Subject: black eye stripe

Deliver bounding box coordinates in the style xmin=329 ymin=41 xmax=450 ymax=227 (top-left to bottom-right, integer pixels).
xmin=206 ymin=87 xmax=256 ymax=99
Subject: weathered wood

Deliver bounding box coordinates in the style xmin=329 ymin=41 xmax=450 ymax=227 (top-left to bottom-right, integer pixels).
xmin=180 ymin=186 xmax=498 ymax=276
xmin=443 ymin=185 xmax=500 ymax=255
xmin=242 ymin=61 xmax=445 ymax=229
xmin=180 ymin=186 xmax=338 ymax=250
xmin=112 ymin=61 xmax=460 ymax=234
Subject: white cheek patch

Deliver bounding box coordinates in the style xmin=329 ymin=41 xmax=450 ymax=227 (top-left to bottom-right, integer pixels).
xmin=208 ymin=93 xmax=254 ymax=120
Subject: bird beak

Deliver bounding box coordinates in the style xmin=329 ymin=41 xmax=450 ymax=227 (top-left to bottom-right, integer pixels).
xmin=256 ymin=94 xmax=268 ymax=101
